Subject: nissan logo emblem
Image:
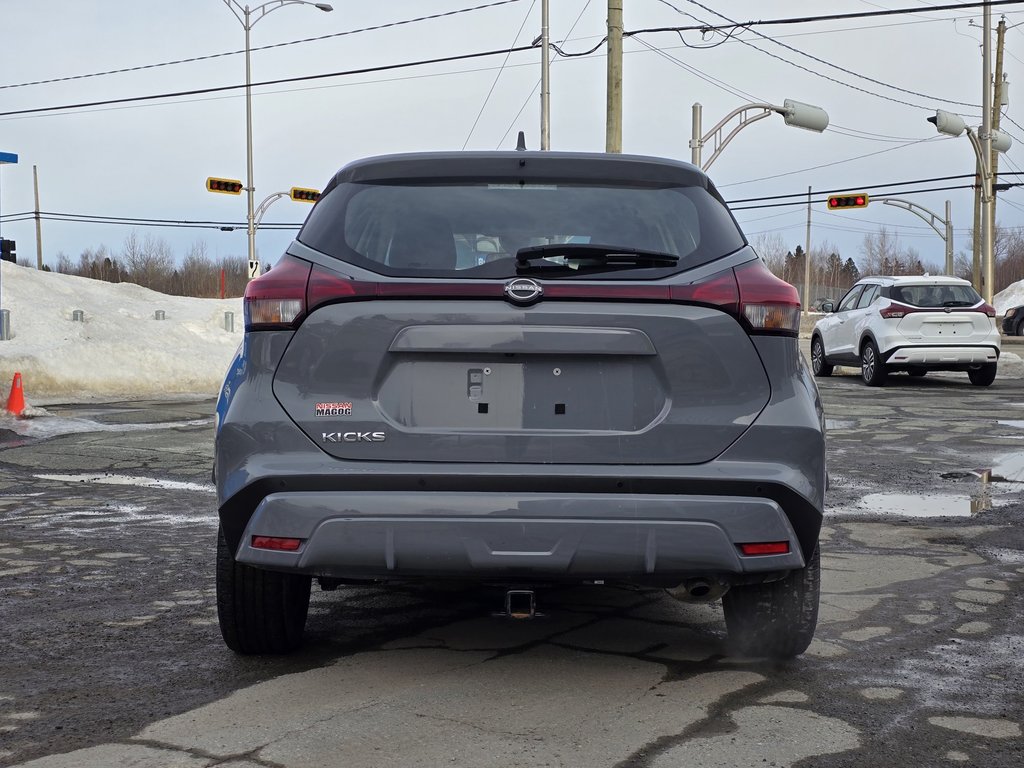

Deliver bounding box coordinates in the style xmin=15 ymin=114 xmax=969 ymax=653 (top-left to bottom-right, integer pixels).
xmin=504 ymin=278 xmax=543 ymax=304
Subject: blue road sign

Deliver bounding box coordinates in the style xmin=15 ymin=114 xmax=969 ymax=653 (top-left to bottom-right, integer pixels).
xmin=0 ymin=152 xmax=17 ymax=164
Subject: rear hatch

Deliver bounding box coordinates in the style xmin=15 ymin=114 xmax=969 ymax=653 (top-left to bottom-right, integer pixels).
xmin=272 ymin=293 xmax=771 ymax=465
xmin=245 ymin=154 xmax=802 ymax=466
xmin=882 ymin=282 xmax=997 ymax=343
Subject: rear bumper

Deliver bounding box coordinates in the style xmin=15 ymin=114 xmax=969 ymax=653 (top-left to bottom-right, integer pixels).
xmin=884 ymin=345 xmax=998 ymax=367
xmin=235 ymin=491 xmax=805 ymax=582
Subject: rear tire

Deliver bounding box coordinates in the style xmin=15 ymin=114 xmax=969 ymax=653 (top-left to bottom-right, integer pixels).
xmin=968 ymin=363 xmax=997 ymax=387
xmin=216 ymin=526 xmax=312 ymax=654
xmin=860 ymin=340 xmax=887 ymax=386
xmin=723 ymin=545 xmax=820 ymax=659
xmin=810 ymin=336 xmax=833 ymax=377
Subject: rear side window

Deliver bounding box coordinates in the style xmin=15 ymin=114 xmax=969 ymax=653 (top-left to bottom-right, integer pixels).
xmin=890 ymin=284 xmax=981 ymax=307
xmin=856 ymin=284 xmax=880 ymax=308
xmin=836 ymin=286 xmax=863 ymax=312
xmin=298 ymin=181 xmax=745 ymax=279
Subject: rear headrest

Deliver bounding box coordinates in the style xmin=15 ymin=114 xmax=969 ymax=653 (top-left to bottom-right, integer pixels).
xmin=388 ymin=214 xmax=456 ymax=270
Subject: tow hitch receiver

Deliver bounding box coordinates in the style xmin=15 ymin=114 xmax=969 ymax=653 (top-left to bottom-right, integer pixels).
xmin=500 ymin=589 xmax=539 ymax=619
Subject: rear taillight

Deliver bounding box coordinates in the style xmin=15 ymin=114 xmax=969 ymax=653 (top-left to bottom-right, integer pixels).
xmin=733 ymin=259 xmax=801 ymax=334
xmin=980 ymin=302 xmax=996 ymax=318
xmin=243 ymin=255 xmax=312 ymax=330
xmin=879 ymin=303 xmax=909 ymax=319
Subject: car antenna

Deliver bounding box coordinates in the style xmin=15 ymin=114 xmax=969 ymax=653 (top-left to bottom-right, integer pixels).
xmin=516 ymin=131 xmax=527 ymax=151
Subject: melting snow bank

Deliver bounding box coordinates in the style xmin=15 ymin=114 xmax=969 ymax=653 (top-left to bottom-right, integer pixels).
xmin=0 ymin=261 xmax=241 ymax=400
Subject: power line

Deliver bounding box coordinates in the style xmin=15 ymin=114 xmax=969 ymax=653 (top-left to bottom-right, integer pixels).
xmin=463 ymin=0 xmax=537 ymax=150
xmin=718 ymin=138 xmax=950 ymax=187
xmin=647 ymin=2 xmax=962 ymax=113
xmin=733 ymin=182 xmax=978 ymax=210
xmin=494 ymin=0 xmax=593 ymax=149
xmin=11 ymin=171 xmax=1024 ymax=231
xmin=0 ymin=0 xmax=527 ymax=91
xmin=0 ymin=45 xmax=539 ymax=118
xmin=676 ymin=0 xmax=983 ymax=108
xmin=726 ymin=173 xmax=977 ymax=204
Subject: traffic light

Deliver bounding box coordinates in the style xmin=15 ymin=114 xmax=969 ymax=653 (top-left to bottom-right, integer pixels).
xmin=206 ymin=177 xmax=243 ymax=195
xmin=827 ymin=193 xmax=869 ymax=210
xmin=0 ymin=239 xmax=15 ymax=263
xmin=289 ymin=187 xmax=321 ymax=203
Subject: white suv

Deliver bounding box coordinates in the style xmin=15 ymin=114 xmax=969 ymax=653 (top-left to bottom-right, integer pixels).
xmin=811 ymin=276 xmax=1000 ymax=386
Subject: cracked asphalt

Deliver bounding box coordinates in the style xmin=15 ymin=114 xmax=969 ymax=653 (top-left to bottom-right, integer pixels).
xmin=0 ymin=362 xmax=1022 ymax=767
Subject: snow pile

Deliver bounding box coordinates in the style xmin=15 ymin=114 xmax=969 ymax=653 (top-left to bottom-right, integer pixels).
xmin=0 ymin=262 xmax=242 ymax=401
xmin=994 ymin=279 xmax=1024 ymax=315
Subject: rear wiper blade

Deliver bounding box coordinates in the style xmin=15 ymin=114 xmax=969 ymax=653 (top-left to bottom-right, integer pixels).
xmin=515 ymin=243 xmax=679 ymax=270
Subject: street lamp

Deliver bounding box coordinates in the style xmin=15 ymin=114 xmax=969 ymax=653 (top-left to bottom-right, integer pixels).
xmin=689 ymin=99 xmax=829 ymax=171
xmin=221 ymin=1 xmax=333 ymax=279
xmin=926 ymin=108 xmax=1011 ymax=302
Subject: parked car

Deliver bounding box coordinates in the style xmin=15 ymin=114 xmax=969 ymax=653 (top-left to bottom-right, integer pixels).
xmin=1002 ymin=304 xmax=1024 ymax=336
xmin=214 ymin=151 xmax=825 ymax=659
xmin=810 ymin=275 xmax=1000 ymax=386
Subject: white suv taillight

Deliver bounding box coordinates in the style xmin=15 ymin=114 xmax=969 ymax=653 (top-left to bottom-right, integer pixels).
xmin=879 ymin=303 xmax=908 ymax=319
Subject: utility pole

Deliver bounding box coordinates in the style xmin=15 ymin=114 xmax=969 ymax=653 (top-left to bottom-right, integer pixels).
xmin=33 ymin=165 xmax=42 ymax=269
xmin=981 ymin=4 xmax=994 ymax=304
xmin=540 ymin=0 xmax=550 ymax=150
xmin=972 ymin=166 xmax=981 ymax=289
xmin=990 ymin=17 xmax=1007 ymax=290
xmin=606 ymin=0 xmax=623 ymax=153
xmin=803 ymin=186 xmax=812 ymax=314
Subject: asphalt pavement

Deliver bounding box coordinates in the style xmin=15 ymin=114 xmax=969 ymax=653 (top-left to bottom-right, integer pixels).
xmin=0 ymin=365 xmax=1021 ymax=767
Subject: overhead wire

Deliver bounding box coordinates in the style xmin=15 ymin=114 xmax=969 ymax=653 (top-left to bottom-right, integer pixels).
xmin=666 ymin=0 xmax=981 ymax=111
xmin=0 ymin=45 xmax=539 ymax=118
xmin=494 ymin=0 xmax=593 ymax=149
xmin=462 ymin=0 xmax=537 ymax=149
xmin=0 ymin=0 xmax=527 ymax=91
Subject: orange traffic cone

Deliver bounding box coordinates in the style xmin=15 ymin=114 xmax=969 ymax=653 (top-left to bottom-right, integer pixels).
xmin=6 ymin=372 xmax=25 ymax=416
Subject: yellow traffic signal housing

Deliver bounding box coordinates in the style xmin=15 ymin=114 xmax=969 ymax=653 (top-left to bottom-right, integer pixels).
xmin=206 ymin=177 xmax=243 ymax=195
xmin=827 ymin=193 xmax=869 ymax=210
xmin=290 ymin=187 xmax=321 ymax=203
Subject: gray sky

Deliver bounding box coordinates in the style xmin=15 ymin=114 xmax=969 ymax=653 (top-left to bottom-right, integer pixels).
xmin=1 ymin=0 xmax=1023 ymax=272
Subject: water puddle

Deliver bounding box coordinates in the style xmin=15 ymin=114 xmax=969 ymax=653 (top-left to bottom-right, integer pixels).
xmin=997 ymin=420 xmax=1024 ymax=429
xmin=826 ymin=419 xmax=856 ymax=430
xmin=33 ymin=473 xmax=215 ymax=494
xmin=2 ymin=416 xmax=212 ymax=441
xmin=839 ymin=491 xmax=1010 ymax=518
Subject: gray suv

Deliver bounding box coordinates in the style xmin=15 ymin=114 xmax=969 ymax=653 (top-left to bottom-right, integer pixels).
xmin=214 ymin=151 xmax=825 ymax=658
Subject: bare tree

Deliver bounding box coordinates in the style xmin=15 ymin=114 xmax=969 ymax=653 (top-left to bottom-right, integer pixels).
xmin=750 ymin=232 xmax=788 ymax=278
xmin=121 ymin=232 xmax=174 ymax=290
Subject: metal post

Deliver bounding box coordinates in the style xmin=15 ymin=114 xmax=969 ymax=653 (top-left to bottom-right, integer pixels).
xmin=991 ymin=18 xmax=1006 ymax=290
xmin=690 ymin=103 xmax=702 ymax=167
xmin=33 ymin=165 xmax=42 ymax=270
xmin=945 ymin=200 xmax=954 ymax=276
xmin=0 ymin=309 xmax=9 ymax=341
xmin=803 ymin=186 xmax=812 ymax=314
xmin=981 ymin=4 xmax=994 ymax=304
xmin=540 ymin=0 xmax=550 ymax=150
xmin=244 ymin=6 xmax=258 ymax=279
xmin=605 ymin=0 xmax=623 ymax=153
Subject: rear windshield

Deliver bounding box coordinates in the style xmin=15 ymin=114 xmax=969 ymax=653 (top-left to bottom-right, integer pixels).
xmin=298 ymin=181 xmax=746 ymax=279
xmin=889 ymin=284 xmax=981 ymax=308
